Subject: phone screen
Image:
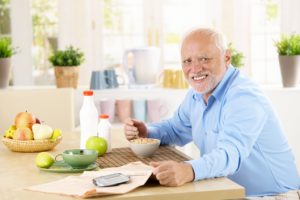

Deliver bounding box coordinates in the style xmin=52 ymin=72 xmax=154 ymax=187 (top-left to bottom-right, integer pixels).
xmin=92 ymin=173 xmax=130 ymax=187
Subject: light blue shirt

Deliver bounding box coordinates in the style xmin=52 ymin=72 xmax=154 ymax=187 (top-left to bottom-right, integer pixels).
xmin=148 ymin=66 xmax=300 ymax=196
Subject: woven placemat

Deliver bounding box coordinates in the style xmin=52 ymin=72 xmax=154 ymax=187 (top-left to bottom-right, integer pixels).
xmin=96 ymin=146 xmax=191 ymax=168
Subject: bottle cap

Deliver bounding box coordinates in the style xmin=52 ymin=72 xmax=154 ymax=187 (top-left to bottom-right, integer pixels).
xmin=99 ymin=114 xmax=109 ymax=119
xmin=83 ymin=90 xmax=93 ymax=96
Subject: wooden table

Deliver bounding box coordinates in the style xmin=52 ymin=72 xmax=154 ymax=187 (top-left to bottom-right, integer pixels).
xmin=0 ymin=129 xmax=245 ymax=200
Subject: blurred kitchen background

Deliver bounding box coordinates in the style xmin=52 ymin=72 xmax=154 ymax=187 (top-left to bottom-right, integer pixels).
xmin=1 ymin=0 xmax=299 ymax=87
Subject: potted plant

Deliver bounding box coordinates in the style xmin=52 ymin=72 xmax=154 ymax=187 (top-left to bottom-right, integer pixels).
xmin=0 ymin=37 xmax=17 ymax=89
xmin=274 ymin=34 xmax=300 ymax=87
xmin=49 ymin=46 xmax=84 ymax=89
xmin=228 ymin=43 xmax=245 ymax=68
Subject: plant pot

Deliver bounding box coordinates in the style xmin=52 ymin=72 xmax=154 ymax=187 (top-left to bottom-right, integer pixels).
xmin=54 ymin=66 xmax=79 ymax=89
xmin=0 ymin=58 xmax=11 ymax=89
xmin=278 ymin=55 xmax=300 ymax=87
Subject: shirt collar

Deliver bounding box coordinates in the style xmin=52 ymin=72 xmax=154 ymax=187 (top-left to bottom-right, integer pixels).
xmin=192 ymin=65 xmax=237 ymax=102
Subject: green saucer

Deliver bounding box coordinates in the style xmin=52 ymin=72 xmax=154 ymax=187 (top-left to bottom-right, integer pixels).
xmin=39 ymin=161 xmax=98 ymax=173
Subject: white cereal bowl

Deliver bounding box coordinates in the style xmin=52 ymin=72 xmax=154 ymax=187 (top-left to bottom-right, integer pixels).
xmin=129 ymin=138 xmax=160 ymax=158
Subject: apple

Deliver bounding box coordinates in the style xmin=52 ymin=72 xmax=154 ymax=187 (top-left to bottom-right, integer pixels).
xmin=32 ymin=124 xmax=53 ymax=140
xmin=86 ymin=136 xmax=107 ymax=156
xmin=15 ymin=111 xmax=36 ymax=129
xmin=35 ymin=152 xmax=54 ymax=168
xmin=13 ymin=127 xmax=33 ymax=140
xmin=36 ymin=117 xmax=42 ymax=124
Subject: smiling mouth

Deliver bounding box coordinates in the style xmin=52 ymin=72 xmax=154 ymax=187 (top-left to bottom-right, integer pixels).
xmin=192 ymin=74 xmax=207 ymax=81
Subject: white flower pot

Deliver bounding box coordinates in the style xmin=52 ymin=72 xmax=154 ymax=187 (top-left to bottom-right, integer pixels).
xmin=278 ymin=55 xmax=300 ymax=87
xmin=0 ymin=58 xmax=11 ymax=89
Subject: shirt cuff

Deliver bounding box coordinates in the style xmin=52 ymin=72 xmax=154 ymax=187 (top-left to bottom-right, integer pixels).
xmin=185 ymin=158 xmax=207 ymax=181
xmin=147 ymin=126 xmax=161 ymax=139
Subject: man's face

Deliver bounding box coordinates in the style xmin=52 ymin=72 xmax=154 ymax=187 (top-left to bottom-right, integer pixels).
xmin=181 ymin=34 xmax=230 ymax=98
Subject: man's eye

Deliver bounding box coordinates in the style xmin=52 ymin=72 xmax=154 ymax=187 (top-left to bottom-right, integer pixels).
xmin=183 ymin=59 xmax=192 ymax=64
xmin=199 ymin=57 xmax=209 ymax=61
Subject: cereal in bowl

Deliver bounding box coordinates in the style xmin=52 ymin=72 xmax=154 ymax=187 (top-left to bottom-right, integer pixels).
xmin=130 ymin=138 xmax=159 ymax=144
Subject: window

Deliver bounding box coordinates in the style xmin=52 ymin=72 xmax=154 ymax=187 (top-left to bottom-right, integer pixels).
xmin=101 ymin=0 xmax=144 ymax=67
xmin=162 ymin=0 xmax=218 ymax=69
xmin=0 ymin=0 xmax=11 ymax=37
xmin=31 ymin=0 xmax=58 ymax=72
xmin=101 ymin=0 xmax=218 ymax=70
xmin=8 ymin=0 xmax=298 ymax=86
xmin=250 ymin=0 xmax=280 ymax=84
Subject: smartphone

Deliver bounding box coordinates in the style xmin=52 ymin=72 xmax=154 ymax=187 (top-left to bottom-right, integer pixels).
xmin=92 ymin=173 xmax=130 ymax=187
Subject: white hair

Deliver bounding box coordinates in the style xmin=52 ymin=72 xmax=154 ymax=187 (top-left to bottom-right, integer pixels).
xmin=181 ymin=27 xmax=228 ymax=52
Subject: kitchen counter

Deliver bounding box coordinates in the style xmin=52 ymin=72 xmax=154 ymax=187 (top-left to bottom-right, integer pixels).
xmin=0 ymin=129 xmax=245 ymax=200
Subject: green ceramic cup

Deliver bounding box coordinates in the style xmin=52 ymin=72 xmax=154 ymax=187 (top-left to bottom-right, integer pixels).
xmin=55 ymin=149 xmax=98 ymax=169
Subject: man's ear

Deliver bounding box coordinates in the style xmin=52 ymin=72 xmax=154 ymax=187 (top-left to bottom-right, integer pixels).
xmin=224 ymin=49 xmax=231 ymax=65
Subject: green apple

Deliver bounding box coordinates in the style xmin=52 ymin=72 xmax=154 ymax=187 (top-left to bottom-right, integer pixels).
xmin=35 ymin=152 xmax=54 ymax=168
xmin=32 ymin=124 xmax=53 ymax=140
xmin=86 ymin=136 xmax=107 ymax=156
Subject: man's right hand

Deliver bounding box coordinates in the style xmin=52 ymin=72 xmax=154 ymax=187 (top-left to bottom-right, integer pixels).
xmin=124 ymin=118 xmax=147 ymax=140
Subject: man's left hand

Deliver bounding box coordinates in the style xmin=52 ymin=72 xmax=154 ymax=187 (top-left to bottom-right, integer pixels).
xmin=150 ymin=161 xmax=194 ymax=186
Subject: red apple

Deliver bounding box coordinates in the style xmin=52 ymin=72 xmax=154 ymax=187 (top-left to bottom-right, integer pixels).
xmin=36 ymin=117 xmax=41 ymax=124
xmin=15 ymin=111 xmax=36 ymax=129
xmin=13 ymin=127 xmax=33 ymax=140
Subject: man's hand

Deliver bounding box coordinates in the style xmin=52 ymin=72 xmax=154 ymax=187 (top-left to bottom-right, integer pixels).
xmin=123 ymin=118 xmax=148 ymax=140
xmin=150 ymin=161 xmax=194 ymax=186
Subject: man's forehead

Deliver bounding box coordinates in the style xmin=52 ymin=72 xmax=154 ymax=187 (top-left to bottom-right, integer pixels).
xmin=181 ymin=36 xmax=217 ymax=54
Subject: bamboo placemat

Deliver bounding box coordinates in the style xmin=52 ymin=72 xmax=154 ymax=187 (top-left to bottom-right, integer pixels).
xmin=96 ymin=146 xmax=192 ymax=168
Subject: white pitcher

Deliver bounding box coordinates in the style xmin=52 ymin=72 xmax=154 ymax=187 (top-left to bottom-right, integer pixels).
xmin=123 ymin=47 xmax=160 ymax=86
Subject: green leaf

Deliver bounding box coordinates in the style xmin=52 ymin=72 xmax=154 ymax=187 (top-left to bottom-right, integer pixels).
xmin=0 ymin=37 xmax=17 ymax=58
xmin=48 ymin=45 xmax=85 ymax=66
xmin=274 ymin=34 xmax=300 ymax=55
xmin=228 ymin=43 xmax=245 ymax=68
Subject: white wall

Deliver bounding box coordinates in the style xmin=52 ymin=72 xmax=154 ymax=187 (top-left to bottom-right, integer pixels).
xmin=281 ymin=0 xmax=300 ymax=34
xmin=264 ymin=88 xmax=300 ymax=171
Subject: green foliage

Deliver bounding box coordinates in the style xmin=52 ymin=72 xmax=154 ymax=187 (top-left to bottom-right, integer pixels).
xmin=49 ymin=46 xmax=84 ymax=67
xmin=0 ymin=37 xmax=16 ymax=58
xmin=228 ymin=43 xmax=245 ymax=68
xmin=274 ymin=34 xmax=300 ymax=56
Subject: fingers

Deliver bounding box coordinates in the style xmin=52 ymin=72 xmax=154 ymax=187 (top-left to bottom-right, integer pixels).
xmin=150 ymin=161 xmax=174 ymax=185
xmin=149 ymin=161 xmax=160 ymax=168
xmin=124 ymin=118 xmax=134 ymax=126
xmin=124 ymin=118 xmax=139 ymax=140
xmin=150 ymin=161 xmax=170 ymax=175
xmin=150 ymin=161 xmax=193 ymax=187
xmin=125 ymin=131 xmax=138 ymax=140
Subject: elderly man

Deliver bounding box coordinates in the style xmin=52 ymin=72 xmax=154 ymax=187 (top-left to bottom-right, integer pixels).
xmin=124 ymin=28 xmax=300 ymax=196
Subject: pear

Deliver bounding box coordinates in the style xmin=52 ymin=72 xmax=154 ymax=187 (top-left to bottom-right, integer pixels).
xmin=32 ymin=124 xmax=53 ymax=140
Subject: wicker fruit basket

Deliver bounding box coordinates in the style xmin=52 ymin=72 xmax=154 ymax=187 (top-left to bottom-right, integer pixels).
xmin=2 ymin=137 xmax=62 ymax=153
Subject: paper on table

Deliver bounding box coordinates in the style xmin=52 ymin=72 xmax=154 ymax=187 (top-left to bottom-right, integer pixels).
xmin=25 ymin=162 xmax=153 ymax=199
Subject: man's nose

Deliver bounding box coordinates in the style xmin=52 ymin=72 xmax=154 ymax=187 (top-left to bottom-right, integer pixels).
xmin=190 ymin=61 xmax=203 ymax=73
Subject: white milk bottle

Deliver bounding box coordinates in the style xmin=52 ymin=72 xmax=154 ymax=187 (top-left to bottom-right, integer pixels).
xmin=97 ymin=114 xmax=112 ymax=152
xmin=79 ymin=90 xmax=98 ymax=149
